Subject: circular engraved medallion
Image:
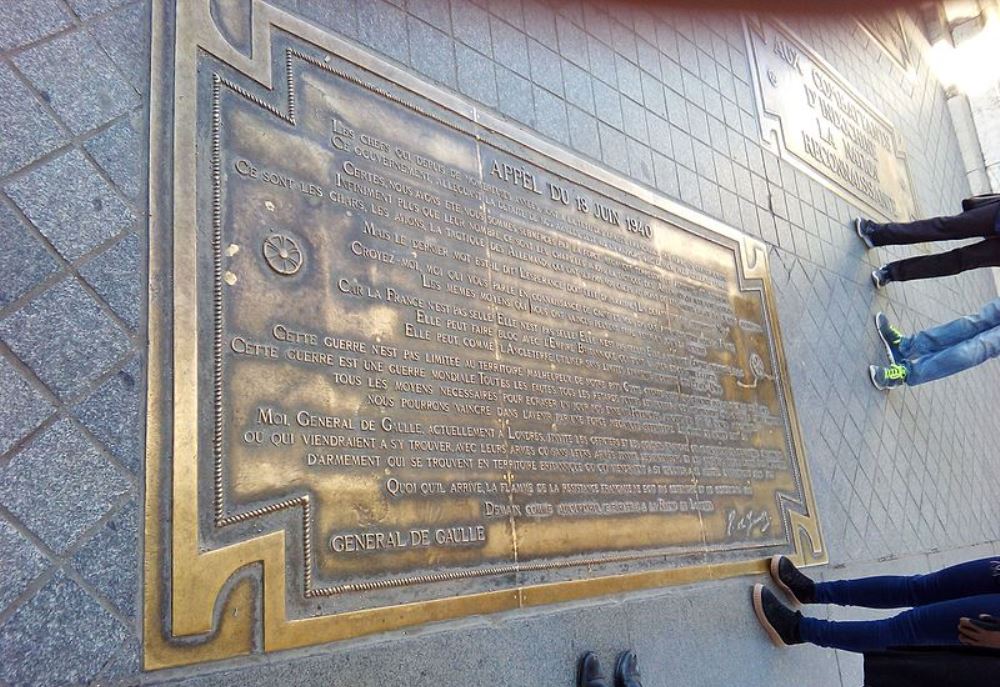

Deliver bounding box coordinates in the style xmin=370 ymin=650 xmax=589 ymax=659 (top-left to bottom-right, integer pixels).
xmin=262 ymin=233 xmax=303 ymax=275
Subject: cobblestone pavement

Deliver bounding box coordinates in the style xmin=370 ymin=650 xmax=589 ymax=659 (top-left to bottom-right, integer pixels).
xmin=0 ymin=1 xmax=998 ymax=685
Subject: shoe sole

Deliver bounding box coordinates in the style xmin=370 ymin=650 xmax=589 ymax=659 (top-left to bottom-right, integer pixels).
xmin=871 ymin=269 xmax=885 ymax=289
xmin=874 ymin=313 xmax=899 ymax=365
xmin=855 ymin=218 xmax=873 ymax=249
xmin=752 ymin=584 xmax=787 ymax=648
xmin=769 ymin=555 xmax=801 ymax=607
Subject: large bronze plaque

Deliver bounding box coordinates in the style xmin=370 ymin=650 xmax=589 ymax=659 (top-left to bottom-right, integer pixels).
xmin=743 ymin=17 xmax=918 ymax=222
xmin=145 ymin=1 xmax=825 ymax=668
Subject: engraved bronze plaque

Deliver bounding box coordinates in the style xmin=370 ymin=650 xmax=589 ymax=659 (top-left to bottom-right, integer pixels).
xmin=146 ymin=1 xmax=825 ymax=668
xmin=743 ymin=17 xmax=918 ymax=222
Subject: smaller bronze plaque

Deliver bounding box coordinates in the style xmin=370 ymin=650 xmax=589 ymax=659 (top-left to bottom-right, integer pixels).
xmin=744 ymin=17 xmax=918 ymax=222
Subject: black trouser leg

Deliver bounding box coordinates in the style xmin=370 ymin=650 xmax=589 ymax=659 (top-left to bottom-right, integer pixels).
xmin=871 ymin=203 xmax=999 ymax=246
xmin=886 ymin=237 xmax=1000 ymax=282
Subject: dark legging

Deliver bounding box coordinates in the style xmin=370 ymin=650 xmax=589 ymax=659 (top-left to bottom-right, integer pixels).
xmin=871 ymin=203 xmax=1000 ymax=282
xmin=799 ymin=557 xmax=1000 ymax=653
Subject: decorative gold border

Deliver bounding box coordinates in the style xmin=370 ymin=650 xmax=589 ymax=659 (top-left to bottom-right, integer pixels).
xmin=144 ymin=0 xmax=826 ymax=669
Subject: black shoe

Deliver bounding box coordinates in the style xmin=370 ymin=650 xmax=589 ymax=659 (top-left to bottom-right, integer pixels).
xmin=855 ymin=217 xmax=878 ymax=249
xmin=614 ymin=650 xmax=642 ymax=687
xmin=578 ymin=651 xmax=611 ymax=687
xmin=871 ymin=265 xmax=891 ymax=288
xmin=752 ymin=584 xmax=804 ymax=647
xmin=874 ymin=312 xmax=905 ymax=365
xmin=769 ymin=555 xmax=815 ymax=604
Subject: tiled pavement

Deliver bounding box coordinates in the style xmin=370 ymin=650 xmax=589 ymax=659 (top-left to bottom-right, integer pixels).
xmin=0 ymin=1 xmax=998 ymax=685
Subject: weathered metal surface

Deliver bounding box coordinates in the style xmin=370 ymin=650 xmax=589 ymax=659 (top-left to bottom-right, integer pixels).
xmin=146 ymin=0 xmax=825 ymax=668
xmin=744 ymin=17 xmax=918 ymax=222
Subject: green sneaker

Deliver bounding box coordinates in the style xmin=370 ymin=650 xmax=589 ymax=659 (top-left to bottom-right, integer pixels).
xmin=869 ymin=363 xmax=908 ymax=390
xmin=874 ymin=312 xmax=905 ymax=364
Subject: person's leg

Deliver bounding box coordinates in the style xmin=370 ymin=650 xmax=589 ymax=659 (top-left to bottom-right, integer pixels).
xmin=905 ymin=323 xmax=1000 ymax=385
xmin=883 ymin=238 xmax=1000 ymax=283
xmin=799 ymin=594 xmax=1000 ymax=653
xmin=898 ymin=298 xmax=1000 ymax=359
xmin=869 ymin=203 xmax=999 ymax=246
xmin=813 ymin=557 xmax=1000 ymax=609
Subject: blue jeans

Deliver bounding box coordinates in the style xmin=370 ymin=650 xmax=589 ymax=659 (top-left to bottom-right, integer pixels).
xmin=898 ymin=298 xmax=1000 ymax=385
xmin=799 ymin=557 xmax=1000 ymax=653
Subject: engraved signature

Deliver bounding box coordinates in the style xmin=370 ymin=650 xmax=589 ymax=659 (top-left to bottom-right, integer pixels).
xmin=726 ymin=508 xmax=771 ymax=538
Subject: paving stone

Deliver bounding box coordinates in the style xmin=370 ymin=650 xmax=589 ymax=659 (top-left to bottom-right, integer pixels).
xmin=87 ymin=1 xmax=149 ymax=96
xmin=0 ymin=419 xmax=129 ymax=552
xmin=297 ymin=0 xmax=359 ymax=39
xmin=640 ymin=70 xmax=666 ymax=118
xmin=592 ymin=79 xmax=623 ymax=129
xmin=620 ymin=96 xmax=648 ymax=142
xmin=627 ymin=137 xmax=653 ymax=186
xmin=528 ymin=40 xmax=562 ymax=95
xmin=561 ymin=59 xmax=594 ymax=114
xmin=71 ymin=499 xmax=137 ymax=617
xmin=556 ymin=15 xmax=589 ymax=69
xmin=407 ymin=0 xmax=450 ymax=29
xmin=456 ymin=44 xmax=497 ymax=106
xmin=72 ymin=356 xmax=141 ymax=474
xmin=4 ymin=148 xmax=135 ymax=262
xmin=586 ymin=35 xmax=616 ymax=86
xmin=488 ymin=0 xmax=523 ymax=30
xmin=407 ymin=16 xmax=456 ymax=87
xmin=0 ymin=277 xmax=130 ymax=399
xmin=0 ymin=356 xmax=54 ymax=457
xmin=522 ymin=1 xmax=557 ymax=46
xmin=0 ymin=0 xmax=73 ymax=51
xmin=66 ymin=0 xmax=132 ymax=20
xmin=0 ymin=571 xmax=130 ymax=687
xmin=495 ymin=66 xmax=533 ymax=125
xmin=83 ymin=113 xmax=143 ymax=200
xmin=652 ymin=151 xmax=679 ymax=199
xmin=566 ymin=105 xmax=600 ymax=160
xmin=0 ymin=516 xmax=49 ymax=614
xmin=0 ymin=203 xmax=61 ymax=310
xmin=13 ymin=31 xmax=140 ymax=136
xmin=77 ymin=232 xmax=141 ymax=330
xmin=532 ymin=86 xmax=568 ymax=145
xmin=357 ymin=0 xmax=408 ymax=64
xmin=490 ymin=16 xmax=529 ymax=78
xmin=598 ymin=121 xmax=628 ymax=172
xmin=451 ymin=0 xmax=491 ymax=56
xmin=0 ymin=64 xmax=68 ymax=179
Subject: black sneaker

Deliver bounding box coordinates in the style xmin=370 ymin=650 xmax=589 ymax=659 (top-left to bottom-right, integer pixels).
xmin=874 ymin=312 xmax=905 ymax=365
xmin=769 ymin=555 xmax=815 ymax=605
xmin=752 ymin=584 xmax=803 ymax=647
xmin=577 ymin=651 xmax=611 ymax=687
xmin=614 ymin=650 xmax=642 ymax=687
xmin=855 ymin=217 xmax=878 ymax=249
xmin=871 ymin=265 xmax=891 ymax=289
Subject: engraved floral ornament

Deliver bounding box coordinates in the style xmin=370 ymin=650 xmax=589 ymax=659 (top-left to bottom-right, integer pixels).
xmin=262 ymin=232 xmax=303 ymax=275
